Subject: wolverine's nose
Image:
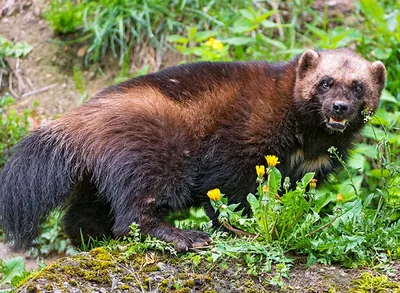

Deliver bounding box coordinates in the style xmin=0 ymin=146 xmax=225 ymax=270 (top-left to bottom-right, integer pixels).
xmin=332 ymin=101 xmax=349 ymax=115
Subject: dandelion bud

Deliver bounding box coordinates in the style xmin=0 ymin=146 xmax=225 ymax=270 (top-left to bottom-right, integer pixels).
xmin=256 ymin=165 xmax=265 ymax=178
xmin=310 ymin=178 xmax=317 ymax=189
xmin=283 ymin=177 xmax=291 ymax=191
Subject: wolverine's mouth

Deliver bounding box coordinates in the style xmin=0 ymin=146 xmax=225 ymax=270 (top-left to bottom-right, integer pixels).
xmin=326 ymin=117 xmax=347 ymax=132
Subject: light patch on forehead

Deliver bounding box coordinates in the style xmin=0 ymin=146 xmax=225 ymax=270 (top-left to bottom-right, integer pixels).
xmin=317 ymin=54 xmax=371 ymax=83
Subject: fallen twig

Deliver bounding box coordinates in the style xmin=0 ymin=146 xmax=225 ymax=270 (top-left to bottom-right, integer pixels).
xmin=8 ymin=73 xmax=19 ymax=98
xmin=21 ymin=83 xmax=58 ymax=98
xmin=0 ymin=68 xmax=7 ymax=90
xmin=222 ymin=222 xmax=256 ymax=237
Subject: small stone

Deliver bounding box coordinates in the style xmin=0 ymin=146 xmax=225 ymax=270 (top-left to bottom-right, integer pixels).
xmin=77 ymin=46 xmax=88 ymax=57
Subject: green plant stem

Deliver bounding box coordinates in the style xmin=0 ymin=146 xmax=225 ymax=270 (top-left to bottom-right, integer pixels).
xmin=258 ymin=180 xmax=270 ymax=242
xmin=222 ymin=222 xmax=256 ymax=237
xmin=306 ymin=214 xmax=339 ymax=237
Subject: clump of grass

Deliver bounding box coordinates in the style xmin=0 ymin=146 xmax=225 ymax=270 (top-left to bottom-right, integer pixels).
xmin=44 ymin=0 xmax=245 ymax=66
xmin=208 ymin=152 xmax=400 ymax=268
xmin=0 ymin=96 xmax=35 ymax=168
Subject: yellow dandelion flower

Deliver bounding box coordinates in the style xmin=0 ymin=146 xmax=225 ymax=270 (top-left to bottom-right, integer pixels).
xmin=265 ymin=155 xmax=280 ymax=168
xmin=212 ymin=40 xmax=224 ymax=51
xmin=310 ymin=178 xmax=318 ymax=189
xmin=337 ymin=193 xmax=343 ymax=201
xmin=207 ymin=188 xmax=221 ymax=201
xmin=205 ymin=37 xmax=215 ymax=47
xmin=256 ymin=165 xmax=265 ymax=178
xmin=262 ymin=185 xmax=269 ymax=193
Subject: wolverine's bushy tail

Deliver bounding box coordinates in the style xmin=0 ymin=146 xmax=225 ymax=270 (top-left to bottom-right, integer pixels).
xmin=0 ymin=130 xmax=76 ymax=249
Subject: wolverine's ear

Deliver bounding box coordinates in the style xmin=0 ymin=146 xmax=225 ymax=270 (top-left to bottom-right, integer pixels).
xmin=297 ymin=49 xmax=319 ymax=79
xmin=371 ymin=61 xmax=386 ymax=91
xmin=366 ymin=61 xmax=387 ymax=112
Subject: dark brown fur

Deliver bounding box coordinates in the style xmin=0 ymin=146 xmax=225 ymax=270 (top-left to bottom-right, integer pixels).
xmin=0 ymin=49 xmax=386 ymax=251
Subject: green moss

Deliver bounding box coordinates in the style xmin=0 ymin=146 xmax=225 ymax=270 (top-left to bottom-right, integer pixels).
xmin=68 ymin=280 xmax=78 ymax=286
xmin=123 ymin=275 xmax=134 ymax=282
xmin=89 ymin=247 xmax=113 ymax=261
xmin=45 ymin=284 xmax=53 ymax=291
xmin=244 ymin=279 xmax=255 ymax=288
xmin=350 ymin=273 xmax=400 ymax=293
xmin=183 ymin=279 xmax=195 ymax=287
xmin=157 ymin=278 xmax=172 ymax=292
xmin=26 ymin=283 xmax=37 ymax=293
xmin=175 ymin=289 xmax=190 ymax=293
xmin=119 ymin=284 xmax=130 ymax=290
xmin=141 ymin=264 xmax=159 ymax=273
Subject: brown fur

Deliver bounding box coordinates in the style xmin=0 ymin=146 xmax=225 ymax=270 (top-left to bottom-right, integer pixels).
xmin=0 ymin=49 xmax=386 ymax=251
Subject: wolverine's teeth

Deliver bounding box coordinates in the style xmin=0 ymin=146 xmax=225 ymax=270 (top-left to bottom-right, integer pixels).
xmin=329 ymin=118 xmax=347 ymax=125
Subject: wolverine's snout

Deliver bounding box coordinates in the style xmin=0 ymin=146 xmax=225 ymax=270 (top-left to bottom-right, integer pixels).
xmin=331 ymin=100 xmax=349 ymax=115
xmin=325 ymin=100 xmax=352 ymax=132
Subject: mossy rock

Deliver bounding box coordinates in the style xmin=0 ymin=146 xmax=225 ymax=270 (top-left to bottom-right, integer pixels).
xmin=14 ymin=247 xmax=400 ymax=293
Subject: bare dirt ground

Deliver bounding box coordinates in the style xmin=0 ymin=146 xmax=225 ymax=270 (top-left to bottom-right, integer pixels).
xmin=1 ymin=0 xmax=79 ymax=116
xmin=0 ymin=0 xmax=135 ymax=120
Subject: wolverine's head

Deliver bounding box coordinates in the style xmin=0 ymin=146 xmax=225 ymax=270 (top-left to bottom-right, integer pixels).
xmin=294 ymin=48 xmax=386 ymax=132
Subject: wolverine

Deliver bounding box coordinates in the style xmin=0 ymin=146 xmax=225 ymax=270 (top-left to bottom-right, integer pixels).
xmin=0 ymin=49 xmax=386 ymax=251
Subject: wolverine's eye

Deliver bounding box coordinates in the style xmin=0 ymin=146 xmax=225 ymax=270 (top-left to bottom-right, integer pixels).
xmin=318 ymin=77 xmax=333 ymax=93
xmin=354 ymin=83 xmax=364 ymax=95
xmin=321 ymin=80 xmax=330 ymax=89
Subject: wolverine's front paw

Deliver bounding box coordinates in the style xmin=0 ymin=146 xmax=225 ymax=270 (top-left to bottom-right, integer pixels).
xmin=174 ymin=230 xmax=212 ymax=252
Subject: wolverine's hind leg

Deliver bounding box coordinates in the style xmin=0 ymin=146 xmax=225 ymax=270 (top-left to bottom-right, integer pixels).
xmin=97 ymin=132 xmax=211 ymax=250
xmin=63 ymin=177 xmax=114 ymax=246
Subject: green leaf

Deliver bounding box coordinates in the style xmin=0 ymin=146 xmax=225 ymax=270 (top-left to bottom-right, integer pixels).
xmin=232 ymin=17 xmax=257 ymax=33
xmin=359 ymin=0 xmax=386 ymax=24
xmin=261 ymin=35 xmax=287 ymax=50
xmin=347 ymin=153 xmax=366 ymax=171
xmin=195 ymin=31 xmax=217 ymax=42
xmin=167 ymin=35 xmax=189 ymax=44
xmin=335 ymin=199 xmax=362 ymax=227
xmin=338 ymin=176 xmax=363 ymax=201
xmin=224 ymin=37 xmax=254 ymax=46
xmin=247 ymin=193 xmax=260 ymax=215
xmin=300 ymin=172 xmax=315 ymax=189
xmin=312 ymin=192 xmax=332 ymax=213
xmin=354 ymin=143 xmax=378 ymax=160
xmin=306 ymin=253 xmax=317 ymax=267
xmin=367 ymin=168 xmax=390 ymax=178
xmin=0 ymin=257 xmax=27 ymax=286
xmin=239 ymin=9 xmax=256 ymax=21
xmin=380 ymin=90 xmax=399 ymax=104
xmin=260 ymin=19 xmax=281 ymax=29
xmin=305 ymin=24 xmax=328 ymax=42
xmin=268 ymin=167 xmax=282 ymax=195
xmin=188 ymin=27 xmax=197 ymax=41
